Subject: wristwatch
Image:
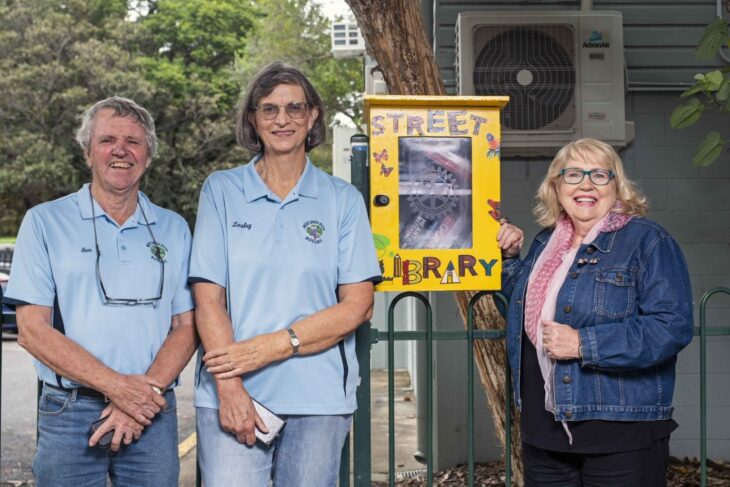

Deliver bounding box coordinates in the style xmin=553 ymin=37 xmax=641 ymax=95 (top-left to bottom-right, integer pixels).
xmin=287 ymin=327 xmax=300 ymax=356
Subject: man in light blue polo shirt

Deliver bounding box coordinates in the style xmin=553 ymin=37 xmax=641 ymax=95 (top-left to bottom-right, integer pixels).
xmin=3 ymin=97 xmax=196 ymax=487
xmin=189 ymin=62 xmax=381 ymax=486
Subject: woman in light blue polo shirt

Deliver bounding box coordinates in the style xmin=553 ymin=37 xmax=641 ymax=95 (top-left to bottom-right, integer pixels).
xmin=189 ymin=62 xmax=381 ymax=486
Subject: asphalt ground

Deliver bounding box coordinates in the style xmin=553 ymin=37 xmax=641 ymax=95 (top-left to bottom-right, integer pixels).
xmin=1 ymin=338 xmax=420 ymax=486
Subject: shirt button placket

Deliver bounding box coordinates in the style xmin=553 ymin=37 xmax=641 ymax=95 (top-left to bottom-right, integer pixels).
xmin=273 ymin=206 xmax=284 ymax=244
xmin=118 ymin=231 xmax=130 ymax=264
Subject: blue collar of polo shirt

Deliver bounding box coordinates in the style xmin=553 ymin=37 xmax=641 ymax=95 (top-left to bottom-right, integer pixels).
xmin=242 ymin=155 xmax=319 ymax=203
xmin=77 ymin=183 xmax=158 ymax=227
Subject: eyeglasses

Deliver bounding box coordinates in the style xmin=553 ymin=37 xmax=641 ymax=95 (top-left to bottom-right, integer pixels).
xmin=254 ymin=102 xmax=309 ymax=120
xmin=559 ymin=167 xmax=615 ymax=186
xmin=90 ymin=192 xmax=164 ymax=306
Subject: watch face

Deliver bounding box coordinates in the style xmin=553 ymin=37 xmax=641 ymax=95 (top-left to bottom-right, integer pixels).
xmin=288 ymin=328 xmax=300 ymax=350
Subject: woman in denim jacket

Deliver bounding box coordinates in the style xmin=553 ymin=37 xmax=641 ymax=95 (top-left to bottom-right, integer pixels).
xmin=497 ymin=138 xmax=693 ymax=486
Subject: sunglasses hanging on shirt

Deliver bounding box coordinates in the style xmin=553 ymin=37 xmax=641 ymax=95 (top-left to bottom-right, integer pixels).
xmin=89 ymin=191 xmax=164 ymax=306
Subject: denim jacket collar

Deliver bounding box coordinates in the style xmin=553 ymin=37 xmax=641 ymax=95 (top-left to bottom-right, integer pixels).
xmin=534 ymin=223 xmax=619 ymax=253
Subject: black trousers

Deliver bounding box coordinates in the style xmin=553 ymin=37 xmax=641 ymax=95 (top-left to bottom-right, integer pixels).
xmin=522 ymin=437 xmax=670 ymax=487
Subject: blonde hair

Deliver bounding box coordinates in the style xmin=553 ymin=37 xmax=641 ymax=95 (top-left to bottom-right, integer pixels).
xmin=534 ymin=138 xmax=648 ymax=227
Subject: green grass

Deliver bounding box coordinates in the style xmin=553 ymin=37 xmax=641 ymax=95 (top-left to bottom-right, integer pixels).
xmin=0 ymin=237 xmax=16 ymax=244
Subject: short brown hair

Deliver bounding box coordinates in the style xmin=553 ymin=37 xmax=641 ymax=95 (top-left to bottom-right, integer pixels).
xmin=235 ymin=62 xmax=326 ymax=153
xmin=534 ymin=138 xmax=648 ymax=227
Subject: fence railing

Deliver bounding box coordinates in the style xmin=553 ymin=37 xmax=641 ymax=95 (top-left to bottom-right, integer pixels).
xmin=697 ymin=287 xmax=730 ymax=487
xmin=1 ymin=278 xmax=727 ymax=487
xmin=347 ymin=291 xmax=510 ymax=487
xmin=344 ymin=286 xmax=730 ymax=486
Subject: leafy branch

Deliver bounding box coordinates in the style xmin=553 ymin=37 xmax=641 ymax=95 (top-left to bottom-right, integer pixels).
xmin=670 ymin=18 xmax=730 ymax=166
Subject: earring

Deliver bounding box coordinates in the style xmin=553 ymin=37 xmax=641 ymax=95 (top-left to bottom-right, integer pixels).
xmin=307 ymin=129 xmax=312 ymax=149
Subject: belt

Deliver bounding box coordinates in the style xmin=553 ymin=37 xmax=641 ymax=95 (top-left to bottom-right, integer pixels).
xmin=44 ymin=382 xmax=108 ymax=401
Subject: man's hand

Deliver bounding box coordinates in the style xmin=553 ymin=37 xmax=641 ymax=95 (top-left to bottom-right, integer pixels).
xmin=216 ymin=378 xmax=267 ymax=446
xmin=89 ymin=403 xmax=144 ymax=452
xmin=105 ymin=374 xmax=167 ymax=425
xmin=542 ymin=320 xmax=581 ymax=360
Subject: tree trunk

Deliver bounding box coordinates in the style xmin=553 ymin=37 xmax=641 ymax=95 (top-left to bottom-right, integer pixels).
xmin=345 ymin=0 xmax=446 ymax=96
xmin=453 ymin=291 xmax=522 ymax=486
xmin=345 ymin=0 xmax=523 ymax=484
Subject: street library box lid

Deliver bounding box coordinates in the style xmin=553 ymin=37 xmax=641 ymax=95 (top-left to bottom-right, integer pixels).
xmin=364 ymin=95 xmax=509 ymax=292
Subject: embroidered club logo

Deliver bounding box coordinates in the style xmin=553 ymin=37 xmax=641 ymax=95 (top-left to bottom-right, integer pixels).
xmin=303 ymin=220 xmax=325 ymax=244
xmin=147 ymin=241 xmax=168 ymax=262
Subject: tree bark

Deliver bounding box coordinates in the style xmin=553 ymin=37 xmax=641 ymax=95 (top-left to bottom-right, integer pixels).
xmin=345 ymin=0 xmax=523 ymax=484
xmin=345 ymin=0 xmax=446 ymax=96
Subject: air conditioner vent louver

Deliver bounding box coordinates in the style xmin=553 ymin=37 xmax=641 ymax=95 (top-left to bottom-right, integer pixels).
xmin=473 ymin=25 xmax=576 ymax=131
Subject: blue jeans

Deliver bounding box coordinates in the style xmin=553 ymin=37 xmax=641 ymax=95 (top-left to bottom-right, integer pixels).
xmin=33 ymin=384 xmax=179 ymax=487
xmin=197 ymin=407 xmax=352 ymax=487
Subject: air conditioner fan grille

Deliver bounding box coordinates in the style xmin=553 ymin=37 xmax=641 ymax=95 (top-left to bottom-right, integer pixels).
xmin=473 ymin=25 xmax=576 ymax=131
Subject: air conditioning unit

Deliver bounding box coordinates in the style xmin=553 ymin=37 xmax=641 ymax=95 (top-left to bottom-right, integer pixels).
xmin=456 ymin=10 xmax=633 ymax=156
xmin=331 ymin=19 xmax=365 ymax=58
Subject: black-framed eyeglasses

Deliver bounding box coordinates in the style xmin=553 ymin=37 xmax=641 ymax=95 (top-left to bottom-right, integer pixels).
xmin=254 ymin=102 xmax=309 ymax=120
xmin=90 ymin=192 xmax=164 ymax=306
xmin=559 ymin=167 xmax=615 ymax=186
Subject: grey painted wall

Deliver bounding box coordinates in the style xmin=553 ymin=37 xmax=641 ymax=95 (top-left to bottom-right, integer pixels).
xmin=433 ymin=0 xmax=723 ymax=91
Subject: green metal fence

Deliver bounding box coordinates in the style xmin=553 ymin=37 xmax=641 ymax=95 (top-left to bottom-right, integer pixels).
xmin=2 ymin=270 xmax=728 ymax=487
xmin=360 ymin=290 xmax=512 ymax=487
xmin=698 ymin=287 xmax=730 ymax=487
xmin=342 ymin=286 xmax=729 ymax=486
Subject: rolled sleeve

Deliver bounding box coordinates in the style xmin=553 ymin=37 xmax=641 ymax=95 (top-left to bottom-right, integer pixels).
xmin=4 ymin=210 xmax=55 ymax=307
xmin=171 ymin=224 xmax=195 ymax=315
xmin=337 ymin=188 xmax=381 ymax=285
xmin=189 ymin=178 xmax=228 ymax=288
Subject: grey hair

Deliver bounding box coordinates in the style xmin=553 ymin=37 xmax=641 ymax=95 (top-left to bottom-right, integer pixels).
xmin=75 ymin=96 xmax=158 ymax=158
xmin=236 ymin=61 xmax=326 ymax=153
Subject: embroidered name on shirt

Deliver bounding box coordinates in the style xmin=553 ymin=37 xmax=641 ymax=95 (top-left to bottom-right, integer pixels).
xmin=81 ymin=247 xmax=93 ymax=253
xmin=232 ymin=221 xmax=252 ymax=230
xmin=303 ymin=220 xmax=325 ymax=244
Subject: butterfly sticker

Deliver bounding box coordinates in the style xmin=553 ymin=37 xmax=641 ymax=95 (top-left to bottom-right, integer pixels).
xmin=486 ymin=133 xmax=500 ymax=158
xmin=487 ymin=198 xmax=502 ymax=222
xmin=374 ymin=149 xmax=393 ymax=177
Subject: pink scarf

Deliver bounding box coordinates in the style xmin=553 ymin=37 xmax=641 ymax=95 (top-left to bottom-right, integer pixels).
xmin=524 ymin=211 xmax=633 ymax=345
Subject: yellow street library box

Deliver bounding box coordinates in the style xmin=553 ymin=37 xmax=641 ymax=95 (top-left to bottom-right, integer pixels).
xmin=364 ymin=95 xmax=509 ymax=292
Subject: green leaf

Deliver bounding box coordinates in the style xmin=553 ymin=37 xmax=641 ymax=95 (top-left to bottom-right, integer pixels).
xmin=696 ymin=18 xmax=729 ymax=60
xmin=717 ymin=78 xmax=730 ymax=102
xmin=372 ymin=234 xmax=391 ymax=251
xmin=670 ymin=98 xmax=704 ymax=129
xmin=680 ymin=82 xmax=705 ymax=98
xmin=692 ymin=132 xmax=724 ymax=166
xmin=705 ymin=70 xmax=724 ymax=91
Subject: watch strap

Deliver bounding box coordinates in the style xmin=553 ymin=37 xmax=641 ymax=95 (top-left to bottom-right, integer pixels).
xmin=287 ymin=327 xmax=300 ymax=355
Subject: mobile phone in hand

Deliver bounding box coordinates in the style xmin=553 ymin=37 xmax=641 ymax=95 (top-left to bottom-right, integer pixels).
xmin=252 ymin=398 xmax=286 ymax=447
xmin=89 ymin=416 xmax=114 ymax=449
